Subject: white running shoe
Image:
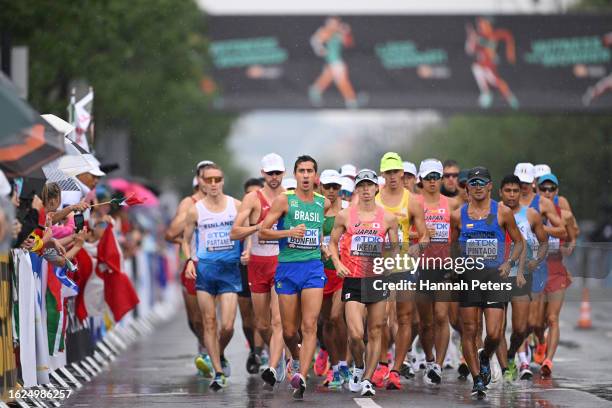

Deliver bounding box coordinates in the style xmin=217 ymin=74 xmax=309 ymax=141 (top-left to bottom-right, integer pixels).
xmin=349 ymin=367 xmax=364 ymax=393
xmin=490 ymin=354 xmax=502 ymax=384
xmin=360 ymin=379 xmax=375 ymax=396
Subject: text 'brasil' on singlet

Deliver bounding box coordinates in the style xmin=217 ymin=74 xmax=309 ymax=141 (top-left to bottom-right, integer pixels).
xmin=459 ymin=200 xmax=506 ymax=269
xmin=195 ymin=197 xmax=241 ymax=263
xmin=340 ymin=206 xmax=387 ymax=278
xmin=278 ymin=191 xmax=325 ymax=263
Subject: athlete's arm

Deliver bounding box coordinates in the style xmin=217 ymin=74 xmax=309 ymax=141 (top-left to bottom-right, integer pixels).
xmin=409 ymin=198 xmax=429 ymax=244
xmin=164 ymin=196 xmax=194 ymax=243
xmin=182 ymin=206 xmax=198 ymax=279
xmin=450 ymin=207 xmax=462 ymax=259
xmin=384 ymin=212 xmax=400 ymax=262
xmin=449 ymin=197 xmax=462 ymax=212
xmin=499 ymin=205 xmax=524 ymax=278
xmin=561 ymin=209 xmax=578 ymax=257
xmin=494 ymin=29 xmax=516 ymax=64
xmin=540 ymin=197 xmax=567 ymax=239
xmin=329 ymin=209 xmax=349 ymax=278
xmin=528 ymin=208 xmax=549 ymax=271
xmin=230 ymin=192 xmax=260 ymax=241
xmin=259 ymin=194 xmax=304 ymax=240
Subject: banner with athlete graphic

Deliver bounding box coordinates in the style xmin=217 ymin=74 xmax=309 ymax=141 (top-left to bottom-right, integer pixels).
xmin=206 ymin=14 xmax=612 ymax=111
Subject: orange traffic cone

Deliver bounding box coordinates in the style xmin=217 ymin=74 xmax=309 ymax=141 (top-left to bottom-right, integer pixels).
xmin=576 ymin=287 xmax=593 ymax=330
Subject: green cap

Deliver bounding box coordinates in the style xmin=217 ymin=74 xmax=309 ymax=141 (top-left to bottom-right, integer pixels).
xmin=380 ymin=152 xmax=404 ymax=173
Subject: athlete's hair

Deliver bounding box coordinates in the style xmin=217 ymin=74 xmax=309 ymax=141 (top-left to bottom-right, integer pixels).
xmin=243 ymin=178 xmax=264 ymax=193
xmin=201 ymin=163 xmax=222 ymax=177
xmin=500 ymin=175 xmax=522 ymax=189
xmin=443 ymin=159 xmax=459 ymax=169
xmin=41 ymin=182 xmax=61 ymax=206
xmin=294 ymin=155 xmax=318 ymax=173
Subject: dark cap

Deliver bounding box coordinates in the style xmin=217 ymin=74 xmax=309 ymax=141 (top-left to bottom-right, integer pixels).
xmin=467 ymin=166 xmax=491 ymax=183
xmin=458 ymin=169 xmax=469 ymax=184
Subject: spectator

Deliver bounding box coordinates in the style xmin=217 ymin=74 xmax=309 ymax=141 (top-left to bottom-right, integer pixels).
xmin=441 ymin=159 xmax=460 ymax=197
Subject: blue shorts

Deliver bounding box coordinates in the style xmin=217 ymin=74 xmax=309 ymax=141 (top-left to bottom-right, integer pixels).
xmin=531 ymin=263 xmax=548 ymax=294
xmin=196 ymin=259 xmax=242 ymax=296
xmin=275 ymin=259 xmax=326 ymax=295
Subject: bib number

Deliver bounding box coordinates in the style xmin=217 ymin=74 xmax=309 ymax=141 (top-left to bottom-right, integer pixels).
xmin=466 ymin=238 xmax=498 ymax=260
xmin=206 ymin=230 xmax=235 ymax=252
xmin=427 ymin=222 xmax=450 ymax=242
xmin=350 ymin=235 xmax=383 ymax=257
xmin=258 ymin=223 xmax=278 ymax=245
xmin=288 ymin=228 xmax=320 ymax=249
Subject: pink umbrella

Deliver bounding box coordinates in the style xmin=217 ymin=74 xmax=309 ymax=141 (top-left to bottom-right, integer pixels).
xmin=107 ymin=178 xmax=159 ymax=207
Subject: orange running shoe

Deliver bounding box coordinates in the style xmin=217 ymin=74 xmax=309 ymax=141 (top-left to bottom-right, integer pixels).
xmin=541 ymin=359 xmax=553 ymax=377
xmin=322 ymin=368 xmax=334 ymax=386
xmin=314 ymin=349 xmax=329 ymax=376
xmin=534 ymin=344 xmax=547 ymax=365
xmin=371 ymin=364 xmax=390 ymax=388
xmin=386 ymin=370 xmax=402 ymax=390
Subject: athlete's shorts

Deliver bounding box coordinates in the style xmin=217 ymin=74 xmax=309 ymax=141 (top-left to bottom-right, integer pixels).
xmin=275 ymin=259 xmax=326 ymax=295
xmin=544 ymin=259 xmax=572 ymax=294
xmin=459 ymin=268 xmax=511 ymax=309
xmin=510 ymin=274 xmax=532 ymax=299
xmin=531 ymin=263 xmax=548 ymax=294
xmin=247 ymin=255 xmax=278 ymax=294
xmin=180 ymin=259 xmax=197 ymax=296
xmin=196 ymin=259 xmax=242 ymax=296
xmin=416 ymin=268 xmax=458 ymax=302
xmin=329 ymin=61 xmax=347 ymax=82
xmin=342 ymin=276 xmax=390 ymax=304
xmin=323 ymin=268 xmax=344 ymax=298
xmin=237 ymin=264 xmax=251 ymax=298
xmin=388 ymin=270 xmax=417 ymax=302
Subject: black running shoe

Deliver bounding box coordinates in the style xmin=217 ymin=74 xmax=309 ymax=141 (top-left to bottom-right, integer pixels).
xmin=247 ymin=352 xmax=262 ymax=374
xmin=471 ymin=375 xmax=487 ymax=399
xmin=458 ymin=362 xmax=470 ymax=380
xmin=261 ymin=367 xmax=277 ymax=387
xmin=479 ymin=350 xmax=491 ymax=386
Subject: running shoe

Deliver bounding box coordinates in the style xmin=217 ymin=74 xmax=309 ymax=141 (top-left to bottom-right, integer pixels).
xmin=426 ymin=363 xmax=442 ymax=385
xmin=260 ymin=349 xmax=269 ymax=372
xmin=478 ymin=349 xmax=491 ymax=386
xmin=339 ymin=364 xmax=351 ymax=384
xmin=323 ymin=369 xmax=334 ymax=386
xmin=246 ymin=352 xmax=262 ymax=374
xmin=276 ymin=354 xmax=287 ymax=383
xmin=534 ymin=344 xmax=547 ymax=365
xmin=288 ymin=359 xmax=300 ymax=378
xmin=349 ymin=367 xmax=364 ymax=393
xmin=505 ymin=359 xmax=518 ymax=382
xmin=541 ymin=359 xmax=553 ymax=377
xmin=519 ymin=362 xmax=533 ymax=380
xmin=371 ymin=364 xmax=389 ymax=388
xmin=360 ymin=379 xmax=376 ymax=396
xmin=291 ymin=374 xmax=306 ymax=400
xmin=308 ymin=86 xmax=323 ymax=107
xmin=195 ymin=353 xmax=213 ymax=379
xmin=400 ymin=360 xmax=415 ymax=379
xmin=328 ymin=371 xmax=343 ymax=389
xmin=314 ymin=349 xmax=329 ymax=376
xmin=209 ymin=373 xmax=227 ymax=391
xmin=414 ymin=347 xmax=427 ymax=371
xmin=221 ymin=356 xmax=231 ymax=378
xmin=457 ymin=357 xmax=470 ymax=380
xmin=471 ymin=375 xmax=487 ymax=399
xmin=386 ymin=370 xmax=402 ymax=390
xmin=261 ymin=367 xmax=277 ymax=387
xmin=491 ymin=354 xmax=502 ymax=384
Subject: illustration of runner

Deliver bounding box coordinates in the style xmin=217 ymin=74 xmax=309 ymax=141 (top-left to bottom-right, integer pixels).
xmin=465 ymin=17 xmax=519 ymax=109
xmin=309 ymin=17 xmax=360 ymax=109
xmin=582 ymin=32 xmax=612 ymax=106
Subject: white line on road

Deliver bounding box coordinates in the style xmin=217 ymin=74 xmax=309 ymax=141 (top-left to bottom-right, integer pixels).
xmin=354 ymin=398 xmax=383 ymax=408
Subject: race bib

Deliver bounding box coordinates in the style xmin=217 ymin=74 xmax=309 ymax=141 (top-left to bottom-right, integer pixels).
xmin=205 ymin=230 xmax=236 ymax=252
xmin=548 ymin=236 xmax=560 ymax=253
xmin=258 ymin=223 xmax=278 ymax=245
xmin=466 ymin=238 xmax=498 ymax=260
xmin=350 ymin=235 xmax=383 ymax=257
xmin=427 ymin=222 xmax=450 ymax=242
xmin=288 ymin=228 xmax=320 ymax=249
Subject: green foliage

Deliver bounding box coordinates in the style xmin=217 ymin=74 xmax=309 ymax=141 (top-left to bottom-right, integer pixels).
xmin=0 ymin=0 xmax=242 ymax=194
xmin=406 ymin=114 xmax=612 ymax=219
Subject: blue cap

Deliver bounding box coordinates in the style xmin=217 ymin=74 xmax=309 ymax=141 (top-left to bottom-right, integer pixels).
xmin=538 ymin=173 xmax=559 ymax=186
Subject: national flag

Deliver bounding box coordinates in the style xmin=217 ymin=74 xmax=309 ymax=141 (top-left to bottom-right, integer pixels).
xmin=46 ymin=262 xmax=78 ymax=356
xmin=67 ymin=88 xmax=93 ymax=152
xmin=109 ymin=193 xmax=147 ymax=207
xmin=74 ymin=246 xmax=106 ymax=321
xmin=97 ymin=225 xmax=139 ymax=321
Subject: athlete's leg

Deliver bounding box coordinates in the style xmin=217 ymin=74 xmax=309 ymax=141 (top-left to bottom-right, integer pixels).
xmin=268 ymin=290 xmax=285 ymax=367
xmin=299 ymin=288 xmax=324 ymax=378
xmin=238 ymin=296 xmax=256 ymax=351
xmin=218 ymin=292 xmax=238 ymax=355
xmin=393 ymin=300 xmax=414 ymax=371
xmin=482 ymin=307 xmax=505 ymax=359
xmin=415 ymin=300 xmax=435 ymax=364
xmin=198 ymin=290 xmax=222 ymax=372
xmin=330 ymin=290 xmax=347 ymax=364
xmin=313 ymin=66 xmax=334 ymax=93
xmin=278 ymin=293 xmax=301 ymax=360
xmin=251 ymin=292 xmax=272 ymax=346
xmin=449 ymin=301 xmax=462 ymax=334
xmin=509 ymin=297 xmax=530 ymax=360
xmin=433 ymin=301 xmax=451 ymax=367
xmin=183 ymin=290 xmax=204 ymax=347
xmin=345 ymin=301 xmax=366 ymax=368
xmin=460 ymin=306 xmax=481 ymax=377
xmin=471 ymin=64 xmax=491 ymax=94
xmin=364 ymin=301 xmax=387 ymax=381
xmin=544 ymin=290 xmax=565 ymax=361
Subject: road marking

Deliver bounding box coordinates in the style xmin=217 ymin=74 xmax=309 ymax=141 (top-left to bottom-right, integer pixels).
xmin=354 ymin=398 xmax=382 ymax=408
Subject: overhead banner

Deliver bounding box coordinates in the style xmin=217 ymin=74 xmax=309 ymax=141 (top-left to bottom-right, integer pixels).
xmin=207 ymin=15 xmax=612 ymax=111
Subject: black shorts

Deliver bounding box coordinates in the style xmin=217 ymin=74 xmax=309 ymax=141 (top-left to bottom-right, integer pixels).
xmin=342 ymin=277 xmax=390 ymax=304
xmin=237 ymin=263 xmax=251 ymax=298
xmin=416 ymin=268 xmax=459 ymax=302
xmin=459 ymin=268 xmax=511 ymax=309
xmin=510 ymin=274 xmax=532 ymax=300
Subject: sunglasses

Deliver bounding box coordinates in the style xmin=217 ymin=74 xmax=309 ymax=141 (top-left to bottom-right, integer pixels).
xmin=538 ymin=185 xmax=557 ymax=193
xmin=203 ymin=176 xmax=223 ymax=184
xmin=468 ymin=179 xmax=489 ymax=187
xmin=422 ymin=173 xmax=442 ymax=181
xmin=322 ymin=183 xmax=341 ymax=190
xmin=443 ymin=173 xmax=459 ymax=179
xmin=265 ymin=171 xmax=283 ymax=176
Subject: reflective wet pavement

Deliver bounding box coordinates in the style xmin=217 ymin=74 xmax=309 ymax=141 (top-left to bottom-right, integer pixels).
xmin=69 ymin=294 xmax=612 ymax=407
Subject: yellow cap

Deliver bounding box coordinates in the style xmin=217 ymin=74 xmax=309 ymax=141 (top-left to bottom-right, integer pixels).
xmin=380 ymin=152 xmax=404 ymax=173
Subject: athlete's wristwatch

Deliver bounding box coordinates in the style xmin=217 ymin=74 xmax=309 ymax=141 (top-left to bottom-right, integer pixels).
xmin=508 ymin=259 xmax=517 ymax=268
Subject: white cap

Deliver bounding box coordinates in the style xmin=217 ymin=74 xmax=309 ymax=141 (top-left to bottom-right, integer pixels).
xmin=534 ymin=164 xmax=552 ymax=178
xmin=282 ymin=178 xmax=297 ymax=189
xmin=319 ymin=169 xmax=342 ymax=185
xmin=192 ymin=176 xmax=198 ymax=188
xmin=377 ymin=176 xmax=386 ymax=187
xmin=196 ymin=160 xmax=215 ymax=171
xmin=418 ymin=158 xmax=443 ymax=178
xmin=0 ymin=169 xmax=10 ymax=197
xmin=83 ymin=154 xmax=105 ymax=177
xmin=340 ymin=164 xmax=357 ymax=178
xmin=403 ymin=161 xmax=417 ymax=176
xmin=261 ymin=153 xmax=285 ymax=173
xmin=514 ymin=162 xmax=535 ymax=183
xmin=340 ymin=176 xmax=355 ymax=193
